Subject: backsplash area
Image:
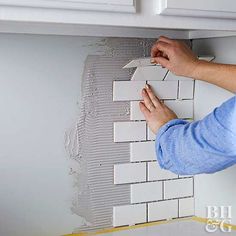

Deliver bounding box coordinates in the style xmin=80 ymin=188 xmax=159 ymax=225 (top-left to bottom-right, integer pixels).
xmin=112 ymin=64 xmax=195 ymax=227
xmin=66 ymin=38 xmax=213 ymax=232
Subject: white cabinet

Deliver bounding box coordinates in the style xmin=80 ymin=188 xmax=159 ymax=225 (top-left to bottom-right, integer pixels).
xmin=1 ymin=0 xmax=236 ymax=38
xmin=0 ymin=0 xmax=136 ymax=13
xmin=158 ymin=0 xmax=236 ymax=19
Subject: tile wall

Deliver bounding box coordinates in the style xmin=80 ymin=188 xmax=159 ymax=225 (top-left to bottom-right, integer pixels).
xmin=112 ymin=63 xmax=195 ymax=227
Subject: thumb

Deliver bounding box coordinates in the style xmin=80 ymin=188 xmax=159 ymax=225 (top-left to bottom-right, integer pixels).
xmin=153 ymin=56 xmax=170 ymax=69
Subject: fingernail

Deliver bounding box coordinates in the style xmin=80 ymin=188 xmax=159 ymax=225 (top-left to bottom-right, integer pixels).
xmin=145 ymin=84 xmax=150 ymax=89
xmin=150 ymin=58 xmax=155 ymax=64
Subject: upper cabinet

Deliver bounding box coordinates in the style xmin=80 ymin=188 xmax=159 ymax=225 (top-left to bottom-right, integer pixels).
xmin=1 ymin=0 xmax=236 ymax=39
xmin=0 ymin=0 xmax=136 ymax=13
xmin=158 ymin=0 xmax=236 ymax=19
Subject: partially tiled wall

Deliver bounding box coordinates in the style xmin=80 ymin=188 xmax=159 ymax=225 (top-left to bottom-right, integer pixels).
xmin=112 ymin=65 xmax=195 ymax=227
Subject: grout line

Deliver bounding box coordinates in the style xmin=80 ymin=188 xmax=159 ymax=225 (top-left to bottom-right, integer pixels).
xmin=146 ymin=162 xmax=148 ymax=182
xmin=162 ymin=70 xmax=169 ymax=81
xmin=146 ymin=203 xmax=149 ymax=223
xmin=193 ymin=176 xmax=195 ymax=197
xmin=177 ymin=80 xmax=180 ymax=99
xmin=162 ymin=181 xmax=164 ymax=200
xmin=178 ymin=199 xmax=180 ymax=218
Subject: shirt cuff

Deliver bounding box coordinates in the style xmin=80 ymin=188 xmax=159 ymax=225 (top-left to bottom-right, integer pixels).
xmin=155 ymin=119 xmax=189 ymax=169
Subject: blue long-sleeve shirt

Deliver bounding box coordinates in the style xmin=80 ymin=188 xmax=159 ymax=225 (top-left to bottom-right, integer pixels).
xmin=155 ymin=96 xmax=236 ymax=175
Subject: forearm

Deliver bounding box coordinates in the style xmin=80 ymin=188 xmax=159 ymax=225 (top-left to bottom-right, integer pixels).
xmin=192 ymin=60 xmax=236 ymax=93
xmin=155 ymin=96 xmax=236 ymax=175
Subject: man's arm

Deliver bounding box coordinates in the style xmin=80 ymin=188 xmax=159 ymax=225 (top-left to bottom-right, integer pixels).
xmin=140 ymin=85 xmax=236 ymax=175
xmin=151 ymin=36 xmax=236 ymax=93
xmin=139 ymin=36 xmax=236 ymax=175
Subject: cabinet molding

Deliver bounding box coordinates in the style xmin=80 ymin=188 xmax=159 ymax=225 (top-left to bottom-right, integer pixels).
xmin=0 ymin=0 xmax=136 ymax=13
xmin=158 ymin=0 xmax=236 ymax=19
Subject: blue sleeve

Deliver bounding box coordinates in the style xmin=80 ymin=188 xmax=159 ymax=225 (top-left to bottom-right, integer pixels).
xmin=155 ymin=96 xmax=236 ymax=175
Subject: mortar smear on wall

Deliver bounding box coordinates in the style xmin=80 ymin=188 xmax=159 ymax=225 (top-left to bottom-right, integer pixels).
xmin=65 ymin=38 xmax=156 ymax=232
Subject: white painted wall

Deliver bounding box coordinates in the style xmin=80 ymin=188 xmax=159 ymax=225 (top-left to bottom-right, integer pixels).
xmin=193 ymin=37 xmax=236 ymax=224
xmin=0 ymin=33 xmax=103 ymax=236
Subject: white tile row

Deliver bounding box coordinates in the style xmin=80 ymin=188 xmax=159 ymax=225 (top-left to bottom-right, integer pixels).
xmin=113 ymin=197 xmax=194 ymax=226
xmin=131 ymin=66 xmax=168 ymax=81
xmin=113 ymin=81 xmax=145 ymax=101
xmin=114 ymin=162 xmax=146 ymax=185
xmin=113 ymin=121 xmax=146 ymax=142
xmin=130 ymin=100 xmax=193 ymax=121
xmin=113 ymin=80 xmax=194 ymax=101
xmin=164 ymin=178 xmax=193 ymax=199
xmin=114 ymin=161 xmax=193 ymax=193
xmin=148 ymin=161 xmax=178 ymax=181
xmin=130 ymin=141 xmax=156 ymax=162
xmin=131 ymin=181 xmax=162 ymax=204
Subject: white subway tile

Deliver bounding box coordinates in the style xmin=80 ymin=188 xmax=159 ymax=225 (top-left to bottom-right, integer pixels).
xmin=198 ymin=56 xmax=215 ymax=62
xmin=114 ymin=121 xmax=146 ymax=142
xmin=148 ymin=200 xmax=178 ymax=222
xmin=179 ymin=174 xmax=194 ymax=178
xmin=131 ymin=182 xmax=162 ymax=203
xmin=178 ymin=81 xmax=194 ymax=99
xmin=130 ymin=141 xmax=156 ymax=162
xmin=164 ymin=178 xmax=193 ymax=199
xmin=164 ymin=100 xmax=193 ymax=119
xmin=147 ymin=81 xmax=178 ymax=99
xmin=113 ymin=81 xmax=145 ymax=101
xmin=147 ymin=127 xmax=156 ymax=141
xmin=179 ymin=197 xmax=195 ymax=217
xmin=148 ymin=162 xmax=178 ymax=181
xmin=165 ymin=71 xmax=193 ymax=81
xmin=131 ymin=66 xmax=168 ymax=81
xmin=114 ymin=163 xmax=146 ymax=184
xmin=113 ymin=204 xmax=146 ymax=227
xmin=130 ymin=101 xmax=145 ymax=120
xmin=123 ymin=58 xmax=154 ymax=68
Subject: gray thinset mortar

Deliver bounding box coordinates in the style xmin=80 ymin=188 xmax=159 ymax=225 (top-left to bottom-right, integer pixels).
xmin=66 ymin=38 xmax=157 ymax=232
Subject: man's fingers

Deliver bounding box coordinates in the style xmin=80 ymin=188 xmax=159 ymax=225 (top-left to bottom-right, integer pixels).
xmin=151 ymin=41 xmax=171 ymax=59
xmin=153 ymin=57 xmax=170 ymax=69
xmin=145 ymin=84 xmax=162 ymax=108
xmin=158 ymin=36 xmax=173 ymax=44
xmin=139 ymin=102 xmax=150 ymax=120
xmin=142 ymin=89 xmax=155 ymax=111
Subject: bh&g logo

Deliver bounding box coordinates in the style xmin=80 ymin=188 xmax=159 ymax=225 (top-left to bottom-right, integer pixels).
xmin=205 ymin=206 xmax=232 ymax=233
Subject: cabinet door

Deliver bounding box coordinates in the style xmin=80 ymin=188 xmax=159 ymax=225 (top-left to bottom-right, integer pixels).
xmin=0 ymin=0 xmax=136 ymax=13
xmin=158 ymin=0 xmax=236 ymax=19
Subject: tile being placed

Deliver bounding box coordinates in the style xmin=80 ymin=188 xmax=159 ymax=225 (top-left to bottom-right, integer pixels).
xmin=147 ymin=81 xmax=178 ymax=99
xmin=164 ymin=100 xmax=193 ymax=119
xmin=179 ymin=197 xmax=195 ymax=217
xmin=130 ymin=101 xmax=145 ymax=120
xmin=131 ymin=66 xmax=168 ymax=81
xmin=114 ymin=162 xmax=146 ymax=184
xmin=113 ymin=81 xmax=145 ymax=101
xmin=114 ymin=121 xmax=146 ymax=142
xmin=123 ymin=57 xmax=156 ymax=68
xmin=178 ymin=81 xmax=194 ymax=99
xmin=131 ymin=182 xmax=162 ymax=203
xmin=113 ymin=204 xmax=146 ymax=227
xmin=148 ymin=199 xmax=178 ymax=222
xmin=148 ymin=162 xmax=178 ymax=181
xmin=130 ymin=141 xmax=156 ymax=162
xmin=164 ymin=178 xmax=193 ymax=199
xmin=198 ymin=56 xmax=215 ymax=62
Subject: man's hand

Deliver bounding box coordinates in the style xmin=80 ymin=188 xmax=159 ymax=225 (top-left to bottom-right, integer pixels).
xmin=151 ymin=36 xmax=199 ymax=78
xmin=139 ymin=84 xmax=177 ymax=135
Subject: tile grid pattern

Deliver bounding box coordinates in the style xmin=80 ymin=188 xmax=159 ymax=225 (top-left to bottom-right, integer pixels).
xmin=112 ymin=67 xmax=195 ymax=227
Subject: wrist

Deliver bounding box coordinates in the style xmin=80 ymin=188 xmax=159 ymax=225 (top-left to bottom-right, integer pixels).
xmin=189 ymin=60 xmax=208 ymax=79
